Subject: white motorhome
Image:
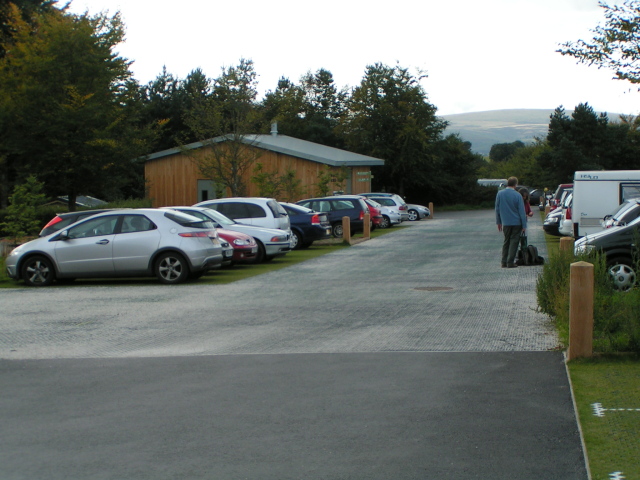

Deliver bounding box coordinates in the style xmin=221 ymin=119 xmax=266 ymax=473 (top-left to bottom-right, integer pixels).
xmin=572 ymin=170 xmax=640 ymax=237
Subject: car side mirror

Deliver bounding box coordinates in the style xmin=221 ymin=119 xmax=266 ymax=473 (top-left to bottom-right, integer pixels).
xmin=58 ymin=230 xmax=70 ymax=240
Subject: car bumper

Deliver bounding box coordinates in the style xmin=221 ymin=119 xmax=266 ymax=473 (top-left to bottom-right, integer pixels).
xmin=232 ymin=246 xmax=258 ymax=263
xmin=265 ymin=242 xmax=291 ymax=257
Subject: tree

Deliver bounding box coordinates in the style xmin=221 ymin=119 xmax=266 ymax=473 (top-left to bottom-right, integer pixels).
xmin=338 ymin=63 xmax=447 ymax=196
xmin=0 ymin=0 xmax=56 ymax=58
xmin=489 ymin=141 xmax=525 ymax=162
xmin=184 ymin=59 xmax=264 ymax=196
xmin=0 ymin=8 xmax=148 ymax=210
xmin=558 ymin=0 xmax=640 ymax=86
xmin=0 ymin=175 xmax=46 ymax=241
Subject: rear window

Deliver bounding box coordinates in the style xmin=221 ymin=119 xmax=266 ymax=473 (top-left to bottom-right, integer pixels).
xmin=372 ymin=198 xmax=395 ymax=207
xmin=164 ymin=211 xmax=214 ymax=229
xmin=267 ymin=199 xmax=287 ymax=217
xmin=282 ymin=204 xmax=312 ymax=215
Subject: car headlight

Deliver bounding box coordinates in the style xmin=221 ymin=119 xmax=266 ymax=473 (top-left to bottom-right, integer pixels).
xmin=271 ymin=235 xmax=288 ymax=242
xmin=233 ymin=238 xmax=249 ymax=246
xmin=574 ymin=239 xmax=595 ymax=255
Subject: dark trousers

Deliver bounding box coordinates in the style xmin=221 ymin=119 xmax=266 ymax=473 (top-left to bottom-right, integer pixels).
xmin=502 ymin=226 xmax=522 ymax=265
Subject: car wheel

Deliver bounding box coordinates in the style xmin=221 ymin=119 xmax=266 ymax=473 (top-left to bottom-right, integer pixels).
xmin=291 ymin=231 xmax=302 ymax=250
xmin=21 ymin=255 xmax=55 ymax=287
xmin=155 ymin=252 xmax=189 ymax=284
xmin=607 ymin=257 xmax=636 ymax=291
xmin=408 ymin=209 xmax=419 ymax=221
xmin=255 ymin=240 xmax=266 ymax=263
xmin=378 ymin=216 xmax=390 ymax=229
xmin=301 ymin=241 xmax=313 ymax=249
xmin=332 ymin=223 xmax=344 ymax=238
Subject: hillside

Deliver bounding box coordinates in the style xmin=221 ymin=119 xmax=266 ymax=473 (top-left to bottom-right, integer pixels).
xmin=441 ymin=109 xmax=554 ymax=156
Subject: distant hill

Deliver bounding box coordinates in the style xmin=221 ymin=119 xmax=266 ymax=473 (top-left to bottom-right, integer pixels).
xmin=441 ymin=109 xmax=554 ymax=156
xmin=442 ymin=108 xmax=625 ymax=156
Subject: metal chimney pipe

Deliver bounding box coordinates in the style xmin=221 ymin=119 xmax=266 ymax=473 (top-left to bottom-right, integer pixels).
xmin=270 ymin=122 xmax=278 ymax=136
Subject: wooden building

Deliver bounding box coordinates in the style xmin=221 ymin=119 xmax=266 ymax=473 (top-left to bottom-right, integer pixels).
xmin=144 ymin=127 xmax=385 ymax=207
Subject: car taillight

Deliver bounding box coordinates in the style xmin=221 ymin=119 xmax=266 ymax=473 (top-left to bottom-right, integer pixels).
xmin=566 ymin=207 xmax=572 ymax=220
xmin=179 ymin=231 xmax=209 ymax=238
xmin=359 ymin=211 xmax=364 ymax=220
xmin=399 ymin=205 xmax=407 ymax=211
xmin=42 ymin=216 xmax=63 ymax=229
xmin=311 ymin=214 xmax=320 ymax=225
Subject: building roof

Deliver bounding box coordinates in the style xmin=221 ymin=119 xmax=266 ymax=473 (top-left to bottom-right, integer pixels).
xmin=145 ymin=132 xmax=385 ymax=167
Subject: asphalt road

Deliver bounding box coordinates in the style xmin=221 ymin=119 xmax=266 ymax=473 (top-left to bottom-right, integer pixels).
xmin=0 ymin=209 xmax=589 ymax=479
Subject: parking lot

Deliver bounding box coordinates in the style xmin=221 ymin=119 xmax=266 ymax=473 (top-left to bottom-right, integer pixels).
xmin=0 ymin=210 xmax=589 ymax=479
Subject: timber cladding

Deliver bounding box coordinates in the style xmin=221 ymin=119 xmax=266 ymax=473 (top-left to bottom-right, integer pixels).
xmin=145 ymin=144 xmax=375 ymax=207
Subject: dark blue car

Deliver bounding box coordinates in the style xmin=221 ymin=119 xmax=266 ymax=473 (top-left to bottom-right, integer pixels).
xmin=294 ymin=195 xmax=370 ymax=238
xmin=279 ymin=203 xmax=332 ymax=249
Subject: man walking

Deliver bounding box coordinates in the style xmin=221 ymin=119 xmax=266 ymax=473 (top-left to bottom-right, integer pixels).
xmin=495 ymin=176 xmax=527 ymax=268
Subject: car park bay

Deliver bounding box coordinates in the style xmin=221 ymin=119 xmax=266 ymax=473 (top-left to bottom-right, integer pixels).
xmin=0 ymin=211 xmax=587 ymax=479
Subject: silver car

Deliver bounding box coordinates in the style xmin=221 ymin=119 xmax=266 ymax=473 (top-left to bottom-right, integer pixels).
xmin=406 ymin=204 xmax=430 ymax=221
xmin=5 ymin=209 xmax=224 ymax=286
xmin=162 ymin=206 xmax=291 ymax=263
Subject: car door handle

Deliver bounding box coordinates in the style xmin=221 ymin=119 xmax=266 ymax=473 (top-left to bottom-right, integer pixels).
xmin=96 ymin=239 xmax=110 ymax=245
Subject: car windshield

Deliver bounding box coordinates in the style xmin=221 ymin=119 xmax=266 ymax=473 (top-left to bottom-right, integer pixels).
xmin=268 ymin=199 xmax=288 ymax=217
xmin=366 ymin=199 xmax=381 ymax=208
xmin=199 ymin=208 xmax=236 ymax=226
xmin=611 ymin=200 xmax=639 ymax=219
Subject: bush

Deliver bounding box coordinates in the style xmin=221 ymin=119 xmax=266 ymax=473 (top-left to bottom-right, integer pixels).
xmin=537 ymin=248 xmax=640 ymax=353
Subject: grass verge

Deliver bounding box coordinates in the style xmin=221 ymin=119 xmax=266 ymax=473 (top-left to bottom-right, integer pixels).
xmin=540 ymin=212 xmax=640 ymax=478
xmin=569 ymin=356 xmax=640 ymax=480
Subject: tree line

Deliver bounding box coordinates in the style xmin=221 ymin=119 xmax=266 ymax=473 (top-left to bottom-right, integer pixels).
xmin=2 ymin=0 xmax=640 ymax=212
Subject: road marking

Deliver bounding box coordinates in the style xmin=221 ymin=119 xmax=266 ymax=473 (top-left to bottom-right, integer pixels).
xmin=592 ymin=403 xmax=640 ymax=417
xmin=609 ymin=472 xmax=625 ymax=480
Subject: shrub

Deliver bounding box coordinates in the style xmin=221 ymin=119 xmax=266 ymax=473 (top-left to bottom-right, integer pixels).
xmin=537 ymin=248 xmax=640 ymax=353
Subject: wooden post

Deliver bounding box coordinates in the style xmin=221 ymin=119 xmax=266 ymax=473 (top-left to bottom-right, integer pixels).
xmin=342 ymin=216 xmax=351 ymax=245
xmin=567 ymin=261 xmax=594 ymax=361
xmin=428 ymin=202 xmax=434 ymax=219
xmin=363 ymin=213 xmax=371 ymax=239
xmin=559 ymin=237 xmax=574 ymax=252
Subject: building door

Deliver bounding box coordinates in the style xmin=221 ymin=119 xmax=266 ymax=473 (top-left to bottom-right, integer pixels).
xmin=197 ymin=180 xmax=216 ymax=202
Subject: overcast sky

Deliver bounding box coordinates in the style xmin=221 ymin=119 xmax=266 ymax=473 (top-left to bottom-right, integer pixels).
xmin=65 ymin=0 xmax=639 ymax=116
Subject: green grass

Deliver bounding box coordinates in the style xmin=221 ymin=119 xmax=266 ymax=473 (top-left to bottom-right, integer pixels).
xmin=540 ymin=212 xmax=640 ymax=478
xmin=0 ymin=225 xmax=403 ymax=288
xmin=569 ymin=356 xmax=640 ymax=480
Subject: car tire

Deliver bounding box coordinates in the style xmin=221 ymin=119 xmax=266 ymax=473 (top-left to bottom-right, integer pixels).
xmin=378 ymin=216 xmax=390 ymax=229
xmin=155 ymin=252 xmax=189 ymax=284
xmin=332 ymin=223 xmax=344 ymax=238
xmin=607 ymin=257 xmax=636 ymax=291
xmin=255 ymin=240 xmax=266 ymax=263
xmin=408 ymin=209 xmax=419 ymax=221
xmin=21 ymin=255 xmax=55 ymax=287
xmin=291 ymin=231 xmax=302 ymax=250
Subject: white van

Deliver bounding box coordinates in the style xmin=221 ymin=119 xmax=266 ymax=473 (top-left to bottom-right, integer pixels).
xmin=572 ymin=170 xmax=640 ymax=237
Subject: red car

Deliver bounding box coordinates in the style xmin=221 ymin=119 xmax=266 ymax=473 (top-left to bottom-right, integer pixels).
xmin=216 ymin=229 xmax=258 ymax=264
xmin=363 ymin=198 xmax=384 ymax=231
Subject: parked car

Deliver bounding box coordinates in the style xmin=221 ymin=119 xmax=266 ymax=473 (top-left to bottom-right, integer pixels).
xmin=549 ymin=183 xmax=573 ymax=211
xmin=362 ymin=198 xmax=384 ymax=230
xmin=361 ymin=194 xmax=409 ymax=223
xmin=543 ymin=208 xmax=563 ymax=237
xmin=218 ymin=238 xmax=235 ymax=267
xmin=164 ymin=206 xmax=290 ymax=262
xmin=279 ymin=202 xmax=332 ymax=249
xmin=406 ymin=204 xmax=430 ymax=221
xmin=574 ymin=215 xmax=640 ymax=291
xmin=39 ymin=209 xmax=115 ymax=237
xmin=528 ymin=189 xmax=544 ymax=206
xmin=558 ymin=193 xmax=574 ymax=237
xmin=194 ymin=197 xmax=290 ymax=232
xmin=601 ymin=198 xmax=640 ymax=229
xmin=6 ymin=209 xmax=224 ymax=286
xmin=296 ymin=195 xmax=370 ymax=237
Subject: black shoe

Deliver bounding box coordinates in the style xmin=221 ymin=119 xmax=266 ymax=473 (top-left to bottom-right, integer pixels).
xmin=501 ymin=263 xmax=507 ymax=268
xmin=507 ymin=264 xmax=518 ymax=268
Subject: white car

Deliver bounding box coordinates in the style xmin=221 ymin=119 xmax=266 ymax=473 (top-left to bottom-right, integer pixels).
xmin=558 ymin=193 xmax=574 ymax=237
xmin=164 ymin=206 xmax=291 ymax=262
xmin=194 ymin=197 xmax=291 ymax=232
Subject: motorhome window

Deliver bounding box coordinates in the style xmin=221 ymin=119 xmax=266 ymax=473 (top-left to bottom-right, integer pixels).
xmin=620 ymin=183 xmax=640 ymax=203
